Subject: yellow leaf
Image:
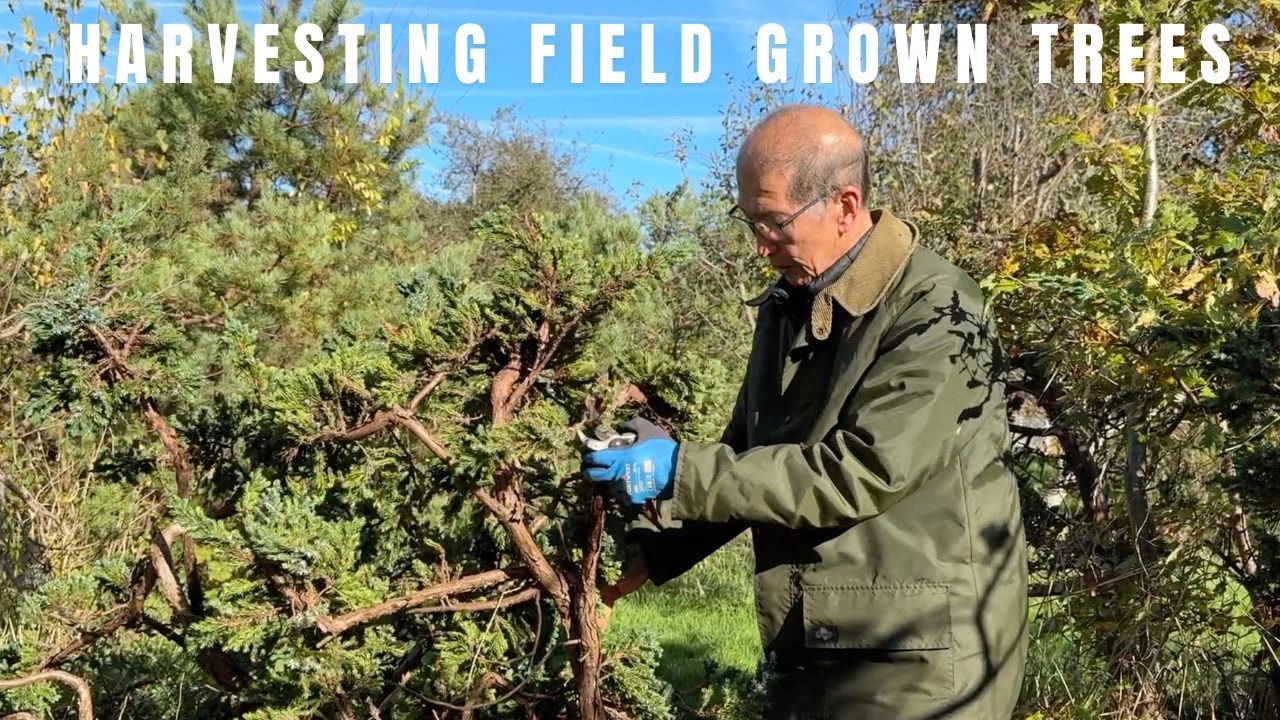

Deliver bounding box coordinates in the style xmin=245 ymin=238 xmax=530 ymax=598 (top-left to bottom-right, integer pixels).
xmin=1133 ymin=308 xmax=1158 ymax=329
xmin=1256 ymin=271 xmax=1280 ymax=308
xmin=1172 ymin=268 xmax=1206 ymax=294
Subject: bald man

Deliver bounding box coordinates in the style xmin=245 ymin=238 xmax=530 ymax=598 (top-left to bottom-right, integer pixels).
xmin=584 ymin=105 xmax=1028 ymax=719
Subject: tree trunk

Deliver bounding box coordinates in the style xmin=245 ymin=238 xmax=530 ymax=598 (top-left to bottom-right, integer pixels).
xmin=567 ymin=493 xmax=608 ymax=720
xmin=1124 ymin=418 xmax=1157 ymax=563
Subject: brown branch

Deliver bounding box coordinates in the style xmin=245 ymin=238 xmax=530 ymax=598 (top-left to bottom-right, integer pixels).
xmin=408 ymin=587 xmax=540 ymax=615
xmin=409 ymin=371 xmax=449 ymax=412
xmin=317 ymin=568 xmax=526 ymax=637
xmin=141 ymin=399 xmax=193 ymax=498
xmin=1228 ymin=492 xmax=1259 ymax=577
xmin=90 ymin=325 xmax=194 ymax=499
xmin=119 ymin=321 xmax=146 ymax=361
xmin=0 ymin=467 xmax=57 ymax=522
xmin=1125 ymin=418 xmax=1158 ymax=564
xmin=150 ymin=524 xmax=193 ymax=621
xmin=392 ymin=411 xmax=450 ymax=461
xmin=570 ymin=493 xmax=608 ymax=719
xmin=582 ymin=495 xmax=605 ymax=613
xmin=330 ymin=410 xmax=397 ymax=442
xmin=2 ymin=712 xmax=38 ymax=720
xmin=41 ymin=560 xmax=156 ymax=669
xmin=0 ymin=671 xmax=94 ymax=720
xmin=490 ymin=356 xmax=522 ymax=425
xmin=0 ymin=318 xmax=25 ymax=341
xmin=472 ymin=488 xmax=570 ymax=616
xmin=89 ymin=325 xmax=129 ymax=370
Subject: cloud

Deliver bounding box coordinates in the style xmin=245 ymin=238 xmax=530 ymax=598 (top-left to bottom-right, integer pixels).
xmin=584 ymin=140 xmax=702 ymax=171
xmin=551 ymin=115 xmax=722 ymax=135
xmin=7 ymin=82 xmax=52 ymax=111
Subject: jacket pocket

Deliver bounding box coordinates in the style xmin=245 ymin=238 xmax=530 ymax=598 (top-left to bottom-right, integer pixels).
xmin=802 ymin=581 xmax=954 ymax=699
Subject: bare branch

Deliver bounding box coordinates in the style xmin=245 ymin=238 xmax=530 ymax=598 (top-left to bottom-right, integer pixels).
xmin=0 ymin=318 xmax=25 ymax=341
xmin=392 ymin=411 xmax=451 ymax=461
xmin=329 ymin=410 xmax=397 ymax=442
xmin=0 ymin=671 xmax=94 ymax=720
xmin=472 ymin=487 xmax=570 ymax=617
xmin=409 ymin=371 xmax=449 ymax=412
xmin=317 ymin=568 xmax=527 ymax=637
xmin=150 ymin=524 xmax=193 ymax=621
xmin=0 ymin=467 xmax=57 ymax=522
xmin=408 ymin=587 xmax=540 ymax=615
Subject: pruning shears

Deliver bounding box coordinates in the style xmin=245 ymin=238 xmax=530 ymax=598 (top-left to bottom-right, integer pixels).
xmin=576 ymin=411 xmax=664 ymax=528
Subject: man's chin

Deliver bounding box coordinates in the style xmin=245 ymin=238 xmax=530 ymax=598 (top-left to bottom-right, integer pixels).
xmin=778 ymin=268 xmax=813 ymax=285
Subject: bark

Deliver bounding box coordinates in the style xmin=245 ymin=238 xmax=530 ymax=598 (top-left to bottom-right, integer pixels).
xmin=1010 ymin=357 xmax=1108 ymax=523
xmin=0 ymin=671 xmax=93 ymax=720
xmin=1124 ymin=419 xmax=1157 ymax=563
xmin=1127 ymin=37 xmax=1162 ymax=571
xmin=567 ymin=493 xmax=608 ymax=720
xmin=39 ymin=528 xmax=247 ymax=692
xmin=316 ymin=568 xmax=525 ymax=636
xmin=1228 ymin=492 xmax=1259 ymax=577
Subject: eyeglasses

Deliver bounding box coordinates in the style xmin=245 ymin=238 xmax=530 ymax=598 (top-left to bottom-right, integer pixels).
xmin=727 ymin=196 xmax=826 ymax=242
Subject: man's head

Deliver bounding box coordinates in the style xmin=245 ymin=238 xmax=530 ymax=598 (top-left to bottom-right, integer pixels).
xmin=732 ymin=105 xmax=873 ymax=286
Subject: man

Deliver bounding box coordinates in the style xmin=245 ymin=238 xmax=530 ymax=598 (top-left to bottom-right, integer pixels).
xmin=584 ymin=105 xmax=1028 ymax=719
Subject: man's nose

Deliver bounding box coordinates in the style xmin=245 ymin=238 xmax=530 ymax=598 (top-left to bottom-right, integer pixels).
xmin=755 ymin=236 xmax=775 ymax=257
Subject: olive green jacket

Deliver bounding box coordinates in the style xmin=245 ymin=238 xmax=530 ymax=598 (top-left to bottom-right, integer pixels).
xmin=631 ymin=209 xmax=1027 ymax=719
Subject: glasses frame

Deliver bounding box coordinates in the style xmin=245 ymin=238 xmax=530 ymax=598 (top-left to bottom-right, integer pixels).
xmin=727 ymin=195 xmax=826 ymax=242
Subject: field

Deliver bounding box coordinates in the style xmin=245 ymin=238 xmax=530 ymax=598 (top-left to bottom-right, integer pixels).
xmin=609 ymin=538 xmax=762 ymax=715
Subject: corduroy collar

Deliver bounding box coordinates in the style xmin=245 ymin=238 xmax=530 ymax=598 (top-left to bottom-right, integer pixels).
xmin=745 ymin=208 xmax=919 ymax=340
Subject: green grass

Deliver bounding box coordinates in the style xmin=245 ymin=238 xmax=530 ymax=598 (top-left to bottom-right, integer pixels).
xmin=609 ymin=536 xmax=762 ymax=703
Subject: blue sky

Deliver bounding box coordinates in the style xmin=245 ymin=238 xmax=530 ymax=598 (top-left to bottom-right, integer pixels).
xmin=2 ymin=0 xmax=861 ymax=202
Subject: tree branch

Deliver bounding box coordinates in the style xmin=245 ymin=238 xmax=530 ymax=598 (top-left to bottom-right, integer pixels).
xmin=329 ymin=410 xmax=397 ymax=442
xmin=317 ymin=568 xmax=526 ymax=637
xmin=0 ymin=318 xmax=25 ymax=341
xmin=409 ymin=371 xmax=449 ymax=412
xmin=392 ymin=410 xmax=450 ymax=461
xmin=150 ymin=524 xmax=193 ymax=621
xmin=1010 ymin=423 xmax=1057 ymax=438
xmin=408 ymin=587 xmax=540 ymax=615
xmin=0 ymin=671 xmax=93 ymax=720
xmin=0 ymin=467 xmax=57 ymax=522
xmin=41 ymin=560 xmax=156 ymax=669
xmin=472 ymin=488 xmax=570 ymax=616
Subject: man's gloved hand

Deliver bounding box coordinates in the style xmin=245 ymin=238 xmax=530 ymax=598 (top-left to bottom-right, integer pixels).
xmin=582 ymin=418 xmax=677 ymax=505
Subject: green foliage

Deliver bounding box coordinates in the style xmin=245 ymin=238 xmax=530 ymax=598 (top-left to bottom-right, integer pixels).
xmin=5 ymin=0 xmax=1277 ymax=717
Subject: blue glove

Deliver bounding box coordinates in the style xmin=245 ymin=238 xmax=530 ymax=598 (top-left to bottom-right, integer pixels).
xmin=582 ymin=418 xmax=678 ymax=505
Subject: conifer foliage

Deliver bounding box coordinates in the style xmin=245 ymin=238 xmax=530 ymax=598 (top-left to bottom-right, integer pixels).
xmin=0 ymin=1 xmax=734 ymax=717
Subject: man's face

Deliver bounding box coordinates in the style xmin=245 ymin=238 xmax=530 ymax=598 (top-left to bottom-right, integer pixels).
xmin=734 ymin=163 xmax=838 ymax=286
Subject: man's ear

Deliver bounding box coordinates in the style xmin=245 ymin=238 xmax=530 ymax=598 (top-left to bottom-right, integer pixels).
xmin=836 ymin=185 xmax=862 ymax=232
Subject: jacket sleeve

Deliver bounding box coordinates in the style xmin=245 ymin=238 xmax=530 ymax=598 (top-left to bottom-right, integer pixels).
xmin=669 ymin=282 xmax=999 ymax=530
xmin=625 ymin=380 xmax=750 ymax=585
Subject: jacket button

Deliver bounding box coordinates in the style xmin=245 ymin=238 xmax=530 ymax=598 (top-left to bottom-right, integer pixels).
xmin=811 ymin=625 xmax=838 ymax=644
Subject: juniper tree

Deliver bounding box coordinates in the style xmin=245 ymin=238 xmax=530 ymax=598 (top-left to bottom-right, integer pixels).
xmin=0 ymin=1 xmax=743 ymax=717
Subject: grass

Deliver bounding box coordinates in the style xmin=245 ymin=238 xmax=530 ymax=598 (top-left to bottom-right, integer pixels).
xmin=608 ymin=536 xmax=762 ymax=705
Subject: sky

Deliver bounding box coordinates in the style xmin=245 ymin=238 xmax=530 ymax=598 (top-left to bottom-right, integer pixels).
xmin=2 ymin=0 xmax=864 ymax=203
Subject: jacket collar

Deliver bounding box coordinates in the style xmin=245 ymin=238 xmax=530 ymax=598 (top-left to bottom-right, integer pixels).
xmin=745 ymin=208 xmax=918 ymax=340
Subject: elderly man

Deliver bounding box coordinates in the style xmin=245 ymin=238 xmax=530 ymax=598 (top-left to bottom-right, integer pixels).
xmin=584 ymin=105 xmax=1028 ymax=719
